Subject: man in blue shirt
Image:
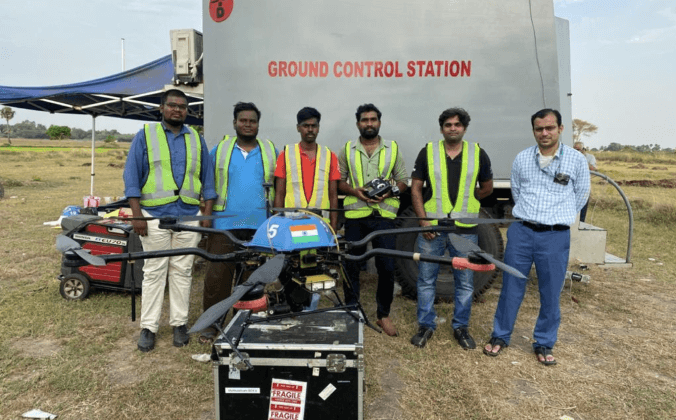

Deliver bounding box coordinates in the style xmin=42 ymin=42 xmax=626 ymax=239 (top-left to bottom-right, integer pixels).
xmin=483 ymin=109 xmax=590 ymax=365
xmin=199 ymin=102 xmax=277 ymax=343
xmin=124 ymin=89 xmax=217 ymax=352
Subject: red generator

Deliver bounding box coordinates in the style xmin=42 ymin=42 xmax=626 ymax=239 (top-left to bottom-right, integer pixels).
xmin=58 ymin=215 xmax=143 ymax=300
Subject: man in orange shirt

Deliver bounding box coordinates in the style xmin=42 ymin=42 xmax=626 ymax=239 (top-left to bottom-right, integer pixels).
xmin=274 ymin=107 xmax=340 ymax=231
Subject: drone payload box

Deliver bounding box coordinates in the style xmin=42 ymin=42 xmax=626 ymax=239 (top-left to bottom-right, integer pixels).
xmin=213 ymin=310 xmax=364 ymax=420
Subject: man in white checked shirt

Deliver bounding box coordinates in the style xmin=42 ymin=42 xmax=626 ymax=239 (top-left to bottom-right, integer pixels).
xmin=483 ymin=109 xmax=590 ymax=365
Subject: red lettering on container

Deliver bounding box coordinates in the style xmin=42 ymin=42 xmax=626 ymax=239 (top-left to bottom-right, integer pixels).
xmin=333 ymin=61 xmax=343 ymax=77
xmin=407 ymin=61 xmax=415 ymax=77
xmin=268 ymin=61 xmax=278 ymax=77
xmin=374 ymin=61 xmax=384 ymax=77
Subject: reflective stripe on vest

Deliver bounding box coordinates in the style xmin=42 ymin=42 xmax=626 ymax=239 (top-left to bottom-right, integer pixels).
xmin=213 ymin=136 xmax=277 ymax=211
xmin=140 ymin=123 xmax=202 ymax=206
xmin=284 ymin=144 xmax=331 ymax=209
xmin=344 ymin=139 xmax=400 ymax=219
xmin=424 ymin=140 xmax=480 ymax=227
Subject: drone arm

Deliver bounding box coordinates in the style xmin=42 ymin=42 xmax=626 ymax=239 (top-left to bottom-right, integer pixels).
xmin=63 ymin=248 xmax=247 ymax=268
xmin=157 ymin=221 xmax=247 ymax=247
xmin=346 ymin=225 xmax=456 ymax=249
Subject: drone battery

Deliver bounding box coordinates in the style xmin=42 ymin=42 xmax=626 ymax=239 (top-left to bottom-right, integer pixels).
xmin=60 ymin=216 xmax=143 ymax=293
xmin=213 ymin=310 xmax=364 ymax=420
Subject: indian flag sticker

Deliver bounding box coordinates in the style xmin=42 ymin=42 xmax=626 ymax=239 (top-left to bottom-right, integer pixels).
xmin=290 ymin=224 xmax=320 ymax=244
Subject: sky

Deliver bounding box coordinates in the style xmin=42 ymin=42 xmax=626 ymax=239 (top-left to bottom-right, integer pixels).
xmin=1 ymin=0 xmax=675 ymax=149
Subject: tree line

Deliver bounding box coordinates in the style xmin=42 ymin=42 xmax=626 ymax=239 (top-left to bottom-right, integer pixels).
xmin=1 ymin=107 xmax=135 ymax=143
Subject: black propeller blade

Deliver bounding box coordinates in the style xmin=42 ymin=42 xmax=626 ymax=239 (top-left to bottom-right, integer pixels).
xmin=56 ymin=235 xmax=106 ymax=266
xmin=188 ymin=254 xmax=286 ymax=334
xmin=447 ymin=233 xmax=527 ymax=279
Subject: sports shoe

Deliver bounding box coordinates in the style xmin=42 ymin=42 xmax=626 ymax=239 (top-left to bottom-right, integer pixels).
xmin=453 ymin=327 xmax=476 ymax=350
xmin=137 ymin=328 xmax=156 ymax=352
xmin=410 ymin=327 xmax=434 ymax=348
xmin=173 ymin=325 xmax=190 ymax=347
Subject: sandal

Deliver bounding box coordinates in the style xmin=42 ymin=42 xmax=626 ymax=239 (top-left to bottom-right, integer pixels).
xmin=534 ymin=346 xmax=557 ymax=366
xmin=198 ymin=327 xmax=217 ymax=344
xmin=483 ymin=337 xmax=508 ymax=357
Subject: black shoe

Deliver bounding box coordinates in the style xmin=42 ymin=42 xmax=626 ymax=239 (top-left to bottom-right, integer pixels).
xmin=138 ymin=328 xmax=156 ymax=352
xmin=453 ymin=327 xmax=476 ymax=350
xmin=173 ymin=325 xmax=190 ymax=347
xmin=410 ymin=327 xmax=434 ymax=348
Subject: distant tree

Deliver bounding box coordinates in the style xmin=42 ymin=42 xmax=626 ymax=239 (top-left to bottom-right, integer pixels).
xmin=1 ymin=106 xmax=15 ymax=144
xmin=652 ymin=144 xmax=661 ymax=153
xmin=46 ymin=125 xmax=71 ymax=140
xmin=70 ymin=127 xmax=88 ymax=139
xmin=605 ymin=142 xmax=622 ymax=152
xmin=104 ymin=135 xmax=116 ymax=143
xmin=572 ymin=118 xmax=598 ymax=143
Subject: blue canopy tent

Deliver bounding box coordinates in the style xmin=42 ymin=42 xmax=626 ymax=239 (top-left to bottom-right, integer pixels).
xmin=0 ymin=55 xmax=204 ymax=195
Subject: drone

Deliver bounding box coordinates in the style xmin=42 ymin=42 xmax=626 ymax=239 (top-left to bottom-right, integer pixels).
xmin=56 ymin=197 xmax=525 ymax=348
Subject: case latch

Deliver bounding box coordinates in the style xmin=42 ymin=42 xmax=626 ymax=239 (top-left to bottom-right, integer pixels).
xmin=326 ymin=353 xmax=347 ymax=373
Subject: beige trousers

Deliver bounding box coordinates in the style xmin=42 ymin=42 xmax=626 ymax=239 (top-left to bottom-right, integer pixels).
xmin=139 ymin=210 xmax=201 ymax=333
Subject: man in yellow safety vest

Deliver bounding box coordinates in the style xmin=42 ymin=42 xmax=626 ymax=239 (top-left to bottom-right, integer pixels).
xmin=199 ymin=102 xmax=277 ymax=343
xmin=273 ymin=107 xmax=340 ymax=231
xmin=410 ymin=107 xmax=493 ymax=349
xmin=338 ymin=104 xmax=408 ymax=337
xmin=123 ymin=89 xmax=217 ymax=352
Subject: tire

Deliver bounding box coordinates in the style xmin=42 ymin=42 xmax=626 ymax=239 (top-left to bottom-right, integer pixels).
xmin=394 ymin=207 xmax=504 ymax=302
xmin=59 ymin=273 xmax=91 ymax=300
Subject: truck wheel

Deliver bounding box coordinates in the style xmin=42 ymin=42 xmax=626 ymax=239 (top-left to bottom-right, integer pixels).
xmin=59 ymin=273 xmax=91 ymax=300
xmin=394 ymin=207 xmax=504 ymax=302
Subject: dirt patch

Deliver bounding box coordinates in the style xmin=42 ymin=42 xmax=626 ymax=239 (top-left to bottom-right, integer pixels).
xmin=652 ymin=166 xmax=669 ymax=171
xmin=11 ymin=337 xmax=62 ymax=358
xmin=628 ymin=163 xmax=647 ymax=169
xmin=617 ymin=179 xmax=676 ymax=188
xmin=367 ymin=360 xmax=406 ymax=419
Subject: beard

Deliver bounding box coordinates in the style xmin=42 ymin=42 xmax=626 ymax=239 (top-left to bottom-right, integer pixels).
xmin=359 ymin=126 xmax=379 ymax=140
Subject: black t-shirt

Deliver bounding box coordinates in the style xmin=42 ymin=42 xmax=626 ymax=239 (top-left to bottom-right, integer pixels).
xmin=411 ymin=144 xmax=493 ymax=232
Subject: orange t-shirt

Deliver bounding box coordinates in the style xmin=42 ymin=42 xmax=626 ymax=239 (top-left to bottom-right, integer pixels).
xmin=274 ymin=145 xmax=341 ymax=202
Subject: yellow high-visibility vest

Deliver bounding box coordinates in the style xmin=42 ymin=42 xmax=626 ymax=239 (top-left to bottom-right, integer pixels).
xmin=213 ymin=136 xmax=277 ymax=211
xmin=343 ymin=139 xmax=400 ymax=219
xmin=140 ymin=123 xmax=202 ymax=207
xmin=284 ymin=144 xmax=331 ymax=210
xmin=424 ymin=140 xmax=480 ymax=227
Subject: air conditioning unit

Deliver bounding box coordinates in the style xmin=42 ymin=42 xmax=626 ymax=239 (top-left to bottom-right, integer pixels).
xmin=170 ymin=29 xmax=203 ymax=85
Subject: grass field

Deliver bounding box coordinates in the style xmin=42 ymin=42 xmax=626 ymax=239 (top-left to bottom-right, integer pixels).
xmin=1 ymin=141 xmax=675 ymax=419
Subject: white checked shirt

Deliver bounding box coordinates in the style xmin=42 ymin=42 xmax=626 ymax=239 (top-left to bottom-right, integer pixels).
xmin=511 ymin=143 xmax=590 ymax=226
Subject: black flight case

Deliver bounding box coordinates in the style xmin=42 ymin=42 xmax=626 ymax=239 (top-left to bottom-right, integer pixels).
xmin=213 ymin=310 xmax=364 ymax=420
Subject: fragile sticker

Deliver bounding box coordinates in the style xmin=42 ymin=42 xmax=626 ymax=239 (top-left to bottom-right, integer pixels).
xmin=268 ymin=378 xmax=307 ymax=419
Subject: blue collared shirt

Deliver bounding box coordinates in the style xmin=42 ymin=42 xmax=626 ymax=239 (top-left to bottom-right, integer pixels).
xmin=210 ymin=143 xmax=277 ymax=230
xmin=511 ymin=143 xmax=590 ymax=226
xmin=123 ymin=123 xmax=218 ymax=218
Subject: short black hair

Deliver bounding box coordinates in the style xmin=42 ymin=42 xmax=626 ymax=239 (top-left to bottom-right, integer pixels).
xmin=297 ymin=107 xmax=321 ymax=124
xmin=438 ymin=108 xmax=471 ymax=128
xmin=355 ymin=104 xmax=382 ymax=122
xmin=233 ymin=102 xmax=261 ymax=121
xmin=161 ymin=89 xmax=187 ymax=106
xmin=531 ymin=108 xmax=562 ymax=128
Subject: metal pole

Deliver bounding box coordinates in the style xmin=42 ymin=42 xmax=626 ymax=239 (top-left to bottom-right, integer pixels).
xmin=121 ymin=38 xmax=125 ymax=71
xmin=90 ymin=116 xmax=96 ymax=196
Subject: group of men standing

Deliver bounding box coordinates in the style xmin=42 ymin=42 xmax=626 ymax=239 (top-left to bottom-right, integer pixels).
xmin=123 ymin=88 xmax=590 ymax=366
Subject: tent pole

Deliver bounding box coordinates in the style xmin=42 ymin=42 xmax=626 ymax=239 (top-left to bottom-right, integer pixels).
xmin=90 ymin=116 xmax=96 ymax=196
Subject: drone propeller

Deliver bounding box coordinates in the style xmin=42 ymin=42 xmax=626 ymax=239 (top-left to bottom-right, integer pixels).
xmin=446 ymin=233 xmax=526 ymax=279
xmin=188 ymin=254 xmax=286 ymax=334
xmin=56 ymin=235 xmax=106 ymax=266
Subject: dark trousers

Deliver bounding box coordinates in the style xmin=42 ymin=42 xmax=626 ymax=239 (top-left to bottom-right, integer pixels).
xmin=202 ymin=229 xmax=255 ymax=312
xmin=343 ymin=216 xmax=396 ymax=319
xmin=579 ymin=198 xmax=590 ymax=222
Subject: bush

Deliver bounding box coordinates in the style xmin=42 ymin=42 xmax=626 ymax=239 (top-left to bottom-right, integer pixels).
xmin=46 ymin=125 xmax=71 ymax=140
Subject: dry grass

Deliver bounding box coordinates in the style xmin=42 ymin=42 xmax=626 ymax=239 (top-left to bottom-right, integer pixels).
xmin=1 ymin=146 xmax=676 ymax=419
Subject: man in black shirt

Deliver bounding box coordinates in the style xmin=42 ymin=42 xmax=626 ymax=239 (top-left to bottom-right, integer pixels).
xmin=410 ymin=108 xmax=493 ymax=349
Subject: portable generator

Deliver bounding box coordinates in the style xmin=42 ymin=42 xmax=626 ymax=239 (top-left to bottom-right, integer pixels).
xmin=58 ymin=214 xmax=143 ymax=300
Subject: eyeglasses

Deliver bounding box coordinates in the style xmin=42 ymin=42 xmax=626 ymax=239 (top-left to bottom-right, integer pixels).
xmin=165 ymin=103 xmax=188 ymax=111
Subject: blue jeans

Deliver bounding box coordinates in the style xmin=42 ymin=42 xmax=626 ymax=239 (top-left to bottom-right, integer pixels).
xmin=416 ymin=232 xmax=477 ymax=330
xmin=491 ymin=222 xmax=569 ymax=349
